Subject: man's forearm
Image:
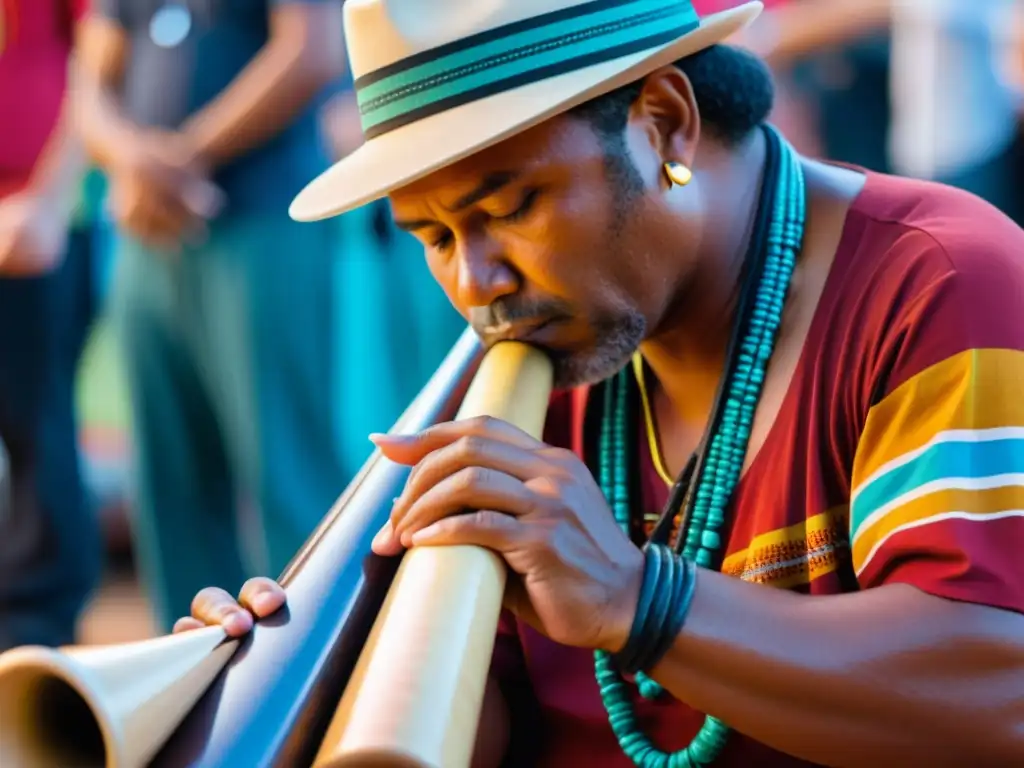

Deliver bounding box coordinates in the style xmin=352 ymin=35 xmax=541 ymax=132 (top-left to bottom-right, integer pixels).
xmin=648 ymin=571 xmax=1024 ymax=766
xmin=73 ymin=15 xmax=141 ymax=175
xmin=180 ymin=5 xmax=344 ymax=169
xmin=76 ymin=81 xmax=141 ymax=173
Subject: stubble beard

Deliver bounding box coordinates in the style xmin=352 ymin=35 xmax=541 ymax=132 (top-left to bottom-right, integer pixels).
xmin=471 ymin=140 xmax=650 ymax=390
xmin=546 ymin=309 xmax=646 ymax=389
xmin=548 ymin=230 xmax=647 ymax=390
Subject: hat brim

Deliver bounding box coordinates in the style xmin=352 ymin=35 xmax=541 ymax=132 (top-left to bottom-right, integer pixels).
xmin=290 ymin=2 xmax=763 ymax=222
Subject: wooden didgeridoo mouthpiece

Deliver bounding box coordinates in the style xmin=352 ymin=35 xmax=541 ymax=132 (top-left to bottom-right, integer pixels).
xmin=312 ymin=341 xmax=554 ymax=768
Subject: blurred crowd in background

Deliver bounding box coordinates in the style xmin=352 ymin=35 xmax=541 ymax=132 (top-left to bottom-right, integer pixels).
xmin=0 ymin=0 xmax=1022 ymax=649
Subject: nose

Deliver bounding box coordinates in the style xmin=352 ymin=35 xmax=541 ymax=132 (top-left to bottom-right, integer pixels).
xmin=454 ymin=234 xmax=519 ymax=309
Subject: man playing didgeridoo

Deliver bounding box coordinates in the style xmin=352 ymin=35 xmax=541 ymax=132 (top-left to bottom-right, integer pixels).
xmin=171 ymin=0 xmax=1024 ymax=765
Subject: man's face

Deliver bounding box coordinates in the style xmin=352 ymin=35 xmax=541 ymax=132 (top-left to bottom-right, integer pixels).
xmin=389 ymin=112 xmax=681 ymax=389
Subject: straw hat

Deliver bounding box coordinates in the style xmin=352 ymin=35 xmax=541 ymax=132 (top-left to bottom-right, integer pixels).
xmin=289 ymin=0 xmax=763 ymax=222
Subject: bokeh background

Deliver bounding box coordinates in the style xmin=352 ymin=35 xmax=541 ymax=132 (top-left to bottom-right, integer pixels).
xmin=2 ymin=0 xmax=1022 ymax=648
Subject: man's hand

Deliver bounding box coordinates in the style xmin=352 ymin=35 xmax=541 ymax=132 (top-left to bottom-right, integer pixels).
xmin=107 ymin=130 xmax=224 ymax=252
xmin=173 ymin=577 xmax=286 ymax=637
xmin=174 ymin=571 xmax=514 ymax=768
xmin=370 ymin=416 xmax=645 ymax=653
xmin=0 ymin=193 xmax=68 ymax=277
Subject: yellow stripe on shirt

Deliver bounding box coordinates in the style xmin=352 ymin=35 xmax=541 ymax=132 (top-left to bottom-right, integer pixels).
xmin=853 ymin=348 xmax=1024 ymax=487
xmin=850 ymin=348 xmax=1024 ymax=576
xmin=722 ymin=506 xmax=849 ymax=589
xmin=851 ymin=482 xmax=1024 ymax=574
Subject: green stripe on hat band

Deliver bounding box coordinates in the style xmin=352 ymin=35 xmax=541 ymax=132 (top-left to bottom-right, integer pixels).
xmin=356 ymin=0 xmax=700 ymax=138
xmin=356 ymin=0 xmax=690 ymax=105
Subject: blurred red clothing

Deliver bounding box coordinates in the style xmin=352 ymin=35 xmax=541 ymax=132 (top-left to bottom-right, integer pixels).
xmin=0 ymin=0 xmax=88 ymax=198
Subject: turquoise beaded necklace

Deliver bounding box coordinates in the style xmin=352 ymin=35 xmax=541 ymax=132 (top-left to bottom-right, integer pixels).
xmin=593 ymin=125 xmax=806 ymax=768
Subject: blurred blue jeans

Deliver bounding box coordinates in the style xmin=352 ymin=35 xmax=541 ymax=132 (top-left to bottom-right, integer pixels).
xmin=0 ymin=222 xmax=105 ymax=651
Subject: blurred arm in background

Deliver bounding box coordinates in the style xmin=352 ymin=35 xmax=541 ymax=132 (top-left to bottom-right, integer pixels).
xmin=76 ymin=2 xmax=345 ymax=251
xmin=179 ymin=1 xmax=346 ymax=171
xmin=738 ymin=0 xmax=892 ymax=67
xmin=75 ymin=12 xmax=219 ymax=251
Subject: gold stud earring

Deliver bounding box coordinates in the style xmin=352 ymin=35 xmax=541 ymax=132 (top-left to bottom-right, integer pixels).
xmin=664 ymin=161 xmax=692 ymax=188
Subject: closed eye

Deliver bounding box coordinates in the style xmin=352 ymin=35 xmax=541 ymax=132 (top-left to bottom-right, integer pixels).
xmin=431 ymin=231 xmax=454 ymax=251
xmin=493 ymin=189 xmax=540 ymax=224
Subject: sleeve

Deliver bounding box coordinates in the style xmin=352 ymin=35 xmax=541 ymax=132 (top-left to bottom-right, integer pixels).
xmin=848 ymin=235 xmax=1024 ymax=615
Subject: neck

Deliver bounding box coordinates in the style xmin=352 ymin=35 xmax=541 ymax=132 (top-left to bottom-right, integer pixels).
xmin=639 ymin=129 xmax=768 ymax=426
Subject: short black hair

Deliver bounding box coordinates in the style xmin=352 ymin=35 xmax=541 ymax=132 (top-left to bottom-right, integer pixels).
xmin=570 ymin=44 xmax=775 ymax=150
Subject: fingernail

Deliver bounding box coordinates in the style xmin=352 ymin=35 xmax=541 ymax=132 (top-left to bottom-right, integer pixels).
xmin=251 ymin=593 xmax=275 ymax=614
xmin=370 ymin=432 xmax=413 ymax=444
xmin=371 ymin=522 xmax=394 ymax=549
xmin=225 ymin=611 xmax=250 ymax=634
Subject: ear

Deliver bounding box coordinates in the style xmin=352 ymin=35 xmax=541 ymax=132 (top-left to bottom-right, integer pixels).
xmin=628 ymin=65 xmax=701 ymax=171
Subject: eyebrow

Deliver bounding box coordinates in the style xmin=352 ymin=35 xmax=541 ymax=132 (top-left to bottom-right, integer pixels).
xmin=393 ymin=170 xmax=521 ymax=233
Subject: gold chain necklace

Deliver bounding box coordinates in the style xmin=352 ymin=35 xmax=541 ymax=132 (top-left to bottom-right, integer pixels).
xmin=631 ymin=352 xmax=675 ymax=488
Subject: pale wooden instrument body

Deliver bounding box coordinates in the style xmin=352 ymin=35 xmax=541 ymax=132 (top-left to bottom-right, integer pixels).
xmin=314 ymin=341 xmax=554 ymax=768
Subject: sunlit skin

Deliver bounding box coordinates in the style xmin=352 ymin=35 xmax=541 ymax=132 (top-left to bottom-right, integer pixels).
xmin=172 ymin=64 xmax=1024 ymax=766
xmin=172 ymin=60 xmax=866 ymax=659
xmin=387 ymin=64 xmax=860 ymax=473
xmin=172 ymin=63 xmax=859 ymax=637
xmin=390 ymin=66 xmax=759 ymax=401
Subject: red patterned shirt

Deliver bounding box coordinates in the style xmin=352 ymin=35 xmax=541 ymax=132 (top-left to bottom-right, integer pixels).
xmin=491 ymin=171 xmax=1024 ymax=766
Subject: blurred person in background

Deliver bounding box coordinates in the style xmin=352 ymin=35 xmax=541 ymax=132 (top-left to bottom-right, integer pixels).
xmin=75 ymin=0 xmax=348 ymax=632
xmin=0 ymin=0 xmax=102 ymax=651
xmin=694 ymin=0 xmax=823 ymax=155
xmin=719 ymin=0 xmax=894 ymax=171
xmin=727 ymin=0 xmax=1024 ymax=220
xmin=320 ymin=87 xmax=467 ymax=478
xmin=888 ymin=0 xmax=1022 ymax=224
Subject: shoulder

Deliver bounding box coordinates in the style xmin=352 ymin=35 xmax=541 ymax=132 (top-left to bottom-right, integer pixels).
xmin=832 ymin=173 xmax=1024 ymax=392
xmin=846 ymin=172 xmax=1024 ymax=288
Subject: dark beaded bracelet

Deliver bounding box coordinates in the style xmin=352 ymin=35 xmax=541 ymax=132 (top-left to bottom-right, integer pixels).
xmin=612 ymin=543 xmax=698 ymax=676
